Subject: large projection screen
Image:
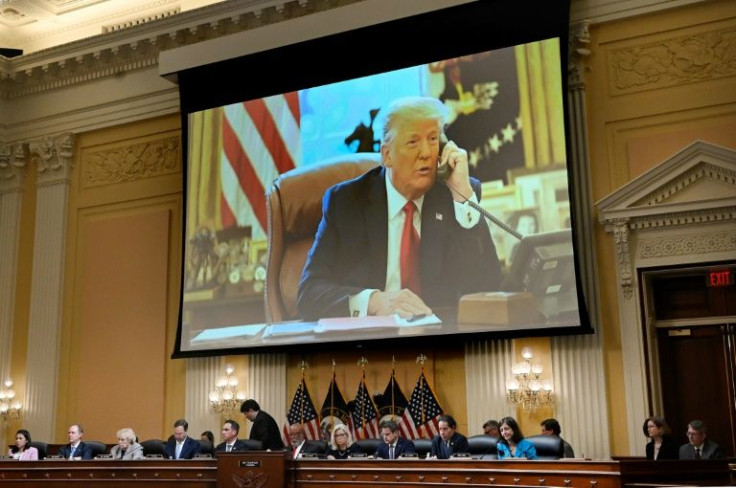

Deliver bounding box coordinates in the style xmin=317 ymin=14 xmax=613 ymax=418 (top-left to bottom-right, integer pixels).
xmin=173 ymin=0 xmax=591 ymax=356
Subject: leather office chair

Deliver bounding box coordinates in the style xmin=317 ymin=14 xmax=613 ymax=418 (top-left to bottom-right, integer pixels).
xmin=412 ymin=438 xmax=433 ymax=459
xmin=140 ymin=439 xmax=166 ymax=457
xmin=85 ymin=441 xmax=107 ymax=458
xmin=265 ymin=153 xmax=381 ymax=322
xmin=241 ymin=439 xmax=264 ymax=451
xmin=526 ymin=435 xmax=564 ymax=460
xmin=355 ymin=438 xmax=381 ymax=456
xmin=467 ymin=434 xmax=497 ymax=459
xmin=29 ymin=441 xmax=48 ymax=460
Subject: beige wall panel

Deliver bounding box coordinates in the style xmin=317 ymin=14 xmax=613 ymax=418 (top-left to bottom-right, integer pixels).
xmin=67 ymin=207 xmax=171 ymax=442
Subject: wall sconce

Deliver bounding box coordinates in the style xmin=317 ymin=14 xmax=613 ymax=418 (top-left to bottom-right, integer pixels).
xmin=0 ymin=379 xmax=23 ymax=425
xmin=506 ymin=347 xmax=554 ymax=413
xmin=208 ymin=365 xmax=245 ymax=417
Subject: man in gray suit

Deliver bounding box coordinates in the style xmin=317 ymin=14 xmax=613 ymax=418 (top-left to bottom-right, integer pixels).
xmin=679 ymin=420 xmax=726 ymax=460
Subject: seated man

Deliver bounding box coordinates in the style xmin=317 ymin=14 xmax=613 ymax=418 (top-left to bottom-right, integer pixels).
xmin=58 ymin=424 xmax=93 ymax=460
xmin=540 ymin=418 xmax=575 ymax=458
xmin=298 ymin=96 xmax=500 ymax=320
xmin=430 ymin=415 xmax=469 ymax=459
xmin=289 ymin=423 xmax=324 ymax=459
xmin=679 ymin=420 xmax=726 ymax=460
xmin=483 ymin=419 xmax=500 ymax=439
xmin=165 ymin=419 xmax=201 ymax=460
xmin=215 ymin=420 xmax=249 ymax=454
xmin=374 ymin=419 xmax=415 ymax=459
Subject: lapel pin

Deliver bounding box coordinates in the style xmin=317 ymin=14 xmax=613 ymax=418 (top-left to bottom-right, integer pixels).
xmin=435 ymin=213 xmax=443 ymax=221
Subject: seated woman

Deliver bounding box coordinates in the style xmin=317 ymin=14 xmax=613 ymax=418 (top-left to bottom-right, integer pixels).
xmin=643 ymin=416 xmax=678 ymax=460
xmin=110 ymin=428 xmax=144 ymax=460
xmin=325 ymin=423 xmax=362 ymax=459
xmin=497 ymin=417 xmax=537 ymax=460
xmin=8 ymin=429 xmax=38 ymax=460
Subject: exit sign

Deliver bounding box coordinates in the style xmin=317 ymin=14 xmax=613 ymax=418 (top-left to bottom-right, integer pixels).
xmin=707 ymin=269 xmax=734 ymax=287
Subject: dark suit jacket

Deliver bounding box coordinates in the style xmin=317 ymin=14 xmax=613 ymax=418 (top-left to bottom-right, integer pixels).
xmin=374 ymin=437 xmax=416 ymax=459
xmin=646 ymin=435 xmax=679 ymax=460
xmin=250 ymin=410 xmax=284 ymax=450
xmin=58 ymin=442 xmax=93 ymax=460
xmin=298 ymin=166 xmax=501 ymax=320
xmin=430 ymin=433 xmax=469 ymax=459
xmin=165 ymin=436 xmax=201 ymax=460
xmin=215 ymin=439 xmax=250 ymax=454
xmin=679 ymin=439 xmax=726 ymax=460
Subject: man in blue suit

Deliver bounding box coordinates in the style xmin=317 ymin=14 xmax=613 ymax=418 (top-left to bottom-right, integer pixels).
xmin=165 ymin=419 xmax=201 ymax=460
xmin=374 ymin=419 xmax=415 ymax=459
xmin=298 ymin=96 xmax=500 ymax=321
xmin=58 ymin=424 xmax=93 ymax=460
xmin=430 ymin=415 xmax=469 ymax=459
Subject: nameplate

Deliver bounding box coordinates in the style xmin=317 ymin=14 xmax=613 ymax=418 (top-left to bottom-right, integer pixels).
xmin=300 ymin=453 xmax=320 ymax=459
xmin=451 ymin=452 xmax=471 ymax=458
xmin=348 ymin=453 xmax=367 ymax=458
xmin=399 ymin=453 xmax=418 ymax=458
xmin=240 ymin=460 xmax=261 ymax=468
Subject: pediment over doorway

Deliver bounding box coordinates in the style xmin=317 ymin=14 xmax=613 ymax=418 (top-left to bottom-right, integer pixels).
xmin=597 ymin=141 xmax=736 ymax=227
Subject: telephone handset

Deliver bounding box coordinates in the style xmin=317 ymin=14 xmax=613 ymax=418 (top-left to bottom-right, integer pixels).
xmin=436 ymin=134 xmax=451 ymax=180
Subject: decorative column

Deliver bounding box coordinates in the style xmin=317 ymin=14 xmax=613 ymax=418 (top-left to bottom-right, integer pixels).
xmin=23 ymin=134 xmax=74 ymax=441
xmin=464 ymin=339 xmax=512 ymax=433
xmin=0 ymin=144 xmax=27 ymax=438
xmin=185 ymin=357 xmax=221 ymax=436
xmin=246 ymin=353 xmax=286 ymax=438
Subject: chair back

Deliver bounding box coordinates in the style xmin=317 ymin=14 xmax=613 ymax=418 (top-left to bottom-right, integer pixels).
xmin=526 ymin=435 xmax=564 ymax=460
xmin=354 ymin=438 xmax=381 ymax=456
xmin=84 ymin=441 xmax=107 ymax=458
xmin=467 ymin=434 xmax=497 ymax=459
xmin=265 ymin=153 xmax=381 ymax=322
xmin=241 ymin=439 xmax=264 ymax=451
xmin=199 ymin=440 xmax=214 ymax=455
xmin=29 ymin=441 xmax=48 ymax=459
xmin=413 ymin=438 xmax=433 ymax=459
xmin=140 ymin=439 xmax=166 ymax=457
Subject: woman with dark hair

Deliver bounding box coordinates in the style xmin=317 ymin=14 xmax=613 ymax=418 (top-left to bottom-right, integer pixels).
xmin=497 ymin=417 xmax=537 ymax=460
xmin=643 ymin=416 xmax=678 ymax=460
xmin=8 ymin=430 xmax=38 ymax=460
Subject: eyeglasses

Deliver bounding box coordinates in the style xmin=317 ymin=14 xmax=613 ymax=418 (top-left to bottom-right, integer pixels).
xmin=335 ymin=432 xmax=347 ymax=437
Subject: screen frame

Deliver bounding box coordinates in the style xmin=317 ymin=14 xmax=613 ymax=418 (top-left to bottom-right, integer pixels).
xmin=171 ymin=0 xmax=592 ymax=358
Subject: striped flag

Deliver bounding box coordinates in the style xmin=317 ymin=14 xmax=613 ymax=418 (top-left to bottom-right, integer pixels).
xmin=220 ymin=92 xmax=301 ymax=239
xmin=401 ymin=372 xmax=443 ymax=439
xmin=376 ymin=371 xmax=412 ymax=439
xmin=349 ymin=375 xmax=379 ymax=440
xmin=283 ymin=377 xmax=320 ymax=442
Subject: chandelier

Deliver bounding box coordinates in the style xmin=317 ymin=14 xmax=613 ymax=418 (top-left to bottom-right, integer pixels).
xmin=0 ymin=379 xmax=22 ymax=425
xmin=208 ymin=365 xmax=245 ymax=417
xmin=506 ymin=347 xmax=553 ymax=413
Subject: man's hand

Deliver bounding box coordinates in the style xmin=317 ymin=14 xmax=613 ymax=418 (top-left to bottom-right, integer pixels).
xmin=439 ymin=140 xmax=473 ymax=202
xmin=367 ymin=289 xmax=432 ymax=318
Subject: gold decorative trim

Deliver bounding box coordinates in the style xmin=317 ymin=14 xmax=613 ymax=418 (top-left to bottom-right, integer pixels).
xmin=608 ymin=25 xmax=736 ymax=94
xmin=82 ymin=135 xmax=180 ymax=187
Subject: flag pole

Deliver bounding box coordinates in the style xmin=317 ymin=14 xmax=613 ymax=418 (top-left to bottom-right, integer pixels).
xmin=299 ymin=360 xmax=308 ymax=427
xmin=416 ymin=353 xmax=427 ymax=438
xmin=358 ymin=356 xmax=368 ymax=433
xmin=390 ymin=355 xmax=396 ymax=422
xmin=330 ymin=359 xmax=336 ymax=433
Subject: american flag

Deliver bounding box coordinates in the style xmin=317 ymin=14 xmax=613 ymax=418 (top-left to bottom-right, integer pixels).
xmin=283 ymin=377 xmax=320 ymax=442
xmin=402 ymin=372 xmax=443 ymax=439
xmin=220 ymin=92 xmax=301 ymax=239
xmin=320 ymin=376 xmax=351 ymax=430
xmin=376 ymin=372 xmax=412 ymax=439
xmin=349 ymin=376 xmax=379 ymax=440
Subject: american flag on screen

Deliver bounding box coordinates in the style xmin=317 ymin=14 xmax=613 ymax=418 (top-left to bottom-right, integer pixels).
xmin=349 ymin=375 xmax=379 ymax=440
xmin=220 ymin=92 xmax=301 ymax=238
xmin=402 ymin=372 xmax=443 ymax=439
xmin=283 ymin=377 xmax=320 ymax=443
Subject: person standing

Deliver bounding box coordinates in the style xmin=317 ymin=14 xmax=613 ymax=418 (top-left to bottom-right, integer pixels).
xmin=240 ymin=399 xmax=284 ymax=450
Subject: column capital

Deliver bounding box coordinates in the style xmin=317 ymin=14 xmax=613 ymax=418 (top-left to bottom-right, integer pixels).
xmin=28 ymin=133 xmax=75 ymax=187
xmin=568 ymin=20 xmax=591 ymax=90
xmin=0 ymin=143 xmax=29 ymax=194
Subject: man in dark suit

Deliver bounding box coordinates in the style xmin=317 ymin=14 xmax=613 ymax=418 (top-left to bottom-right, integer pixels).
xmin=679 ymin=420 xmax=726 ymax=460
xmin=241 ymin=399 xmax=284 ymax=451
xmin=298 ymin=96 xmax=500 ymax=321
xmin=215 ymin=419 xmax=249 ymax=454
xmin=430 ymin=415 xmax=469 ymax=459
xmin=58 ymin=424 xmax=93 ymax=460
xmin=165 ymin=419 xmax=201 ymax=460
xmin=288 ymin=423 xmax=325 ymax=459
xmin=374 ymin=419 xmax=415 ymax=459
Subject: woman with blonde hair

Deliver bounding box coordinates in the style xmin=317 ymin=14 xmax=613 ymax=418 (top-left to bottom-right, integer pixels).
xmin=110 ymin=428 xmax=144 ymax=460
xmin=325 ymin=423 xmax=362 ymax=459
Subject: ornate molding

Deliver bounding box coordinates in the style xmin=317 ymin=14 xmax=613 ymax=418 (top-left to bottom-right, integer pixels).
xmin=0 ymin=142 xmax=28 ymax=193
xmin=82 ymin=135 xmax=180 ymax=187
xmin=634 ymin=163 xmax=736 ymax=206
xmin=0 ymin=0 xmax=363 ymax=99
xmin=638 ymin=230 xmax=736 ymax=259
xmin=28 ymin=134 xmax=75 ymax=186
xmin=629 ymin=207 xmax=736 ymax=230
xmin=608 ymin=25 xmax=736 ymax=94
xmin=569 ymin=20 xmax=591 ymax=90
xmin=613 ymin=220 xmax=634 ymax=300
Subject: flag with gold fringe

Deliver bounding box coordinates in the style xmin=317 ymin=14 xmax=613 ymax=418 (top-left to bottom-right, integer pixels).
xmin=402 ymin=371 xmax=443 ymax=439
xmin=283 ymin=377 xmax=320 ymax=443
xmin=349 ymin=374 xmax=379 ymax=440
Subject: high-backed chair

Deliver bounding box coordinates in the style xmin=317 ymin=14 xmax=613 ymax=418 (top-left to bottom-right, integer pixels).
xmin=140 ymin=439 xmax=166 ymax=457
xmin=240 ymin=439 xmax=264 ymax=451
xmin=413 ymin=438 xmax=433 ymax=459
xmin=467 ymin=434 xmax=497 ymax=459
xmin=265 ymin=153 xmax=381 ymax=322
xmin=29 ymin=441 xmax=48 ymax=460
xmin=84 ymin=441 xmax=108 ymax=458
xmin=354 ymin=438 xmax=381 ymax=456
xmin=526 ymin=435 xmax=564 ymax=460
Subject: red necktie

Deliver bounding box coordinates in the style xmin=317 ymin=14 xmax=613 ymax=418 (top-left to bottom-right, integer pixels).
xmin=400 ymin=201 xmax=421 ymax=294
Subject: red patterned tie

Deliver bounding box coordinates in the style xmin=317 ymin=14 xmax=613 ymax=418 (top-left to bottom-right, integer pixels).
xmin=400 ymin=201 xmax=421 ymax=294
